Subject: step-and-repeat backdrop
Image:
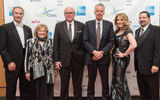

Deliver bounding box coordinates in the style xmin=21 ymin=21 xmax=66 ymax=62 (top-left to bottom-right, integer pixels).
xmin=3 ymin=0 xmax=160 ymax=96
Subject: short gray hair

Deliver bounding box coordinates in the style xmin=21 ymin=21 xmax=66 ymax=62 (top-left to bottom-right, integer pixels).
xmin=12 ymin=6 xmax=24 ymax=14
xmin=95 ymin=3 xmax=105 ymax=11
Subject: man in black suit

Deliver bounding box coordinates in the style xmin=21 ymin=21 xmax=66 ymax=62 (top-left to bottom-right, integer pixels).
xmin=53 ymin=7 xmax=85 ymax=100
xmin=83 ymin=3 xmax=114 ymax=100
xmin=134 ymin=11 xmax=160 ymax=100
xmin=0 ymin=7 xmax=32 ymax=100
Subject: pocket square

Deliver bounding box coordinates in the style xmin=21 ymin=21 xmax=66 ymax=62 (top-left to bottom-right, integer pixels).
xmin=76 ymin=31 xmax=82 ymax=33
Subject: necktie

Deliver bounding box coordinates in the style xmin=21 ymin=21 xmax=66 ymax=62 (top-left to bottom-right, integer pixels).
xmin=96 ymin=22 xmax=100 ymax=49
xmin=139 ymin=28 xmax=144 ymax=37
xmin=69 ymin=23 xmax=72 ymax=41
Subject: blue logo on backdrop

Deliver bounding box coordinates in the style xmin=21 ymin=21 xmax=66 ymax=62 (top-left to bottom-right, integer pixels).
xmin=145 ymin=6 xmax=155 ymax=16
xmin=9 ymin=7 xmax=13 ymax=16
xmin=36 ymin=7 xmax=57 ymax=17
xmin=49 ymin=32 xmax=52 ymax=39
xmin=110 ymin=6 xmax=125 ymax=14
xmin=76 ymin=6 xmax=86 ymax=16
xmin=42 ymin=8 xmax=57 ymax=17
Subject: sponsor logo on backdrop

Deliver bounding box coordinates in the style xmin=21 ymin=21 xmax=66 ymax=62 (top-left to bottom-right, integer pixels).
xmin=110 ymin=6 xmax=125 ymax=14
xmin=145 ymin=6 xmax=155 ymax=16
xmin=104 ymin=6 xmax=125 ymax=17
xmin=126 ymin=0 xmax=133 ymax=6
xmin=57 ymin=0 xmax=64 ymax=6
xmin=32 ymin=19 xmax=40 ymax=23
xmin=9 ymin=7 xmax=14 ymax=16
xmin=49 ymin=32 xmax=52 ymax=39
xmin=133 ymin=25 xmax=140 ymax=28
xmin=105 ymin=6 xmax=125 ymax=17
xmin=76 ymin=6 xmax=86 ymax=16
xmin=36 ymin=7 xmax=57 ymax=17
xmin=30 ymin=0 xmax=41 ymax=2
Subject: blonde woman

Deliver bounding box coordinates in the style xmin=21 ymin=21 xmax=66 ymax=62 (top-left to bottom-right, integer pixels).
xmin=24 ymin=24 xmax=57 ymax=100
xmin=111 ymin=13 xmax=137 ymax=100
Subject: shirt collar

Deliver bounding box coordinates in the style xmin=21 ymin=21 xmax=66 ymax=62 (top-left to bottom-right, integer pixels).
xmin=14 ymin=21 xmax=23 ymax=27
xmin=66 ymin=20 xmax=74 ymax=25
xmin=141 ymin=23 xmax=150 ymax=31
xmin=96 ymin=20 xmax=102 ymax=25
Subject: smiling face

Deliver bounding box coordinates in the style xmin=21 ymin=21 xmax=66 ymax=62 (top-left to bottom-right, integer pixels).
xmin=64 ymin=7 xmax=75 ymax=23
xmin=37 ymin=27 xmax=47 ymax=39
xmin=139 ymin=13 xmax=150 ymax=28
xmin=12 ymin=7 xmax=24 ymax=24
xmin=116 ymin=15 xmax=124 ymax=28
xmin=94 ymin=5 xmax=104 ymax=21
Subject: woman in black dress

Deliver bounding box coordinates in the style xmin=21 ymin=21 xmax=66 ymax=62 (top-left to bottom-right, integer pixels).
xmin=24 ymin=24 xmax=57 ymax=100
xmin=111 ymin=13 xmax=137 ymax=100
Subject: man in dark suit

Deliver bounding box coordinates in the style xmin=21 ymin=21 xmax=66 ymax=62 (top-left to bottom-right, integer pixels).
xmin=53 ymin=7 xmax=85 ymax=100
xmin=0 ymin=7 xmax=32 ymax=100
xmin=83 ymin=3 xmax=114 ymax=100
xmin=134 ymin=11 xmax=160 ymax=100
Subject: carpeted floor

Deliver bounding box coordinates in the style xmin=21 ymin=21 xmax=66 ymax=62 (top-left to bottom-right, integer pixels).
xmin=0 ymin=97 xmax=142 ymax=100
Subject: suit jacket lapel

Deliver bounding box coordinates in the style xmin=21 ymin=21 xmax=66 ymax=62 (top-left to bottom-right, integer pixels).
xmin=11 ymin=22 xmax=23 ymax=47
xmin=63 ymin=21 xmax=71 ymax=41
xmin=73 ymin=21 xmax=78 ymax=41
xmin=23 ymin=25 xmax=29 ymax=46
xmin=93 ymin=20 xmax=96 ymax=39
xmin=137 ymin=25 xmax=151 ymax=48
xmin=100 ymin=20 xmax=107 ymax=48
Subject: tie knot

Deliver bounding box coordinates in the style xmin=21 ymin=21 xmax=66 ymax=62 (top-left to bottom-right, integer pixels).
xmin=141 ymin=28 xmax=144 ymax=32
xmin=97 ymin=22 xmax=100 ymax=25
xmin=139 ymin=28 xmax=144 ymax=37
xmin=16 ymin=23 xmax=23 ymax=27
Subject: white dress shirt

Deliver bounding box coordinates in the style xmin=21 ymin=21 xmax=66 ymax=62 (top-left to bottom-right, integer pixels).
xmin=14 ymin=21 xmax=25 ymax=48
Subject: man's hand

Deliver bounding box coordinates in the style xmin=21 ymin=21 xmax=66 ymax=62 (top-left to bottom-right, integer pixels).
xmin=8 ymin=62 xmax=16 ymax=71
xmin=25 ymin=73 xmax=31 ymax=81
xmin=151 ymin=66 xmax=159 ymax=74
xmin=92 ymin=50 xmax=104 ymax=61
xmin=55 ymin=61 xmax=62 ymax=70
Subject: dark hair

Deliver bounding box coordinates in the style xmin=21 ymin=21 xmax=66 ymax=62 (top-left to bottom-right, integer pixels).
xmin=139 ymin=11 xmax=150 ymax=18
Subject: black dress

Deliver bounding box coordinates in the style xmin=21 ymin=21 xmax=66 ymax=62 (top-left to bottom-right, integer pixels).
xmin=25 ymin=38 xmax=54 ymax=100
xmin=111 ymin=30 xmax=132 ymax=100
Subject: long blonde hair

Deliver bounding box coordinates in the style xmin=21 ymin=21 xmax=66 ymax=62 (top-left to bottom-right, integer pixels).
xmin=114 ymin=13 xmax=131 ymax=33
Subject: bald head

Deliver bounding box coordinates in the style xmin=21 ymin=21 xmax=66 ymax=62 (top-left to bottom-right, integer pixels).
xmin=64 ymin=7 xmax=75 ymax=23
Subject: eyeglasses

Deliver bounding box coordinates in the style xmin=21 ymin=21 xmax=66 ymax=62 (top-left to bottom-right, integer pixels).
xmin=64 ymin=12 xmax=75 ymax=15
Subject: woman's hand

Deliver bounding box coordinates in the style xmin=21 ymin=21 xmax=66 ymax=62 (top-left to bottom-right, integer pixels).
xmin=25 ymin=73 xmax=31 ymax=81
xmin=54 ymin=70 xmax=58 ymax=77
xmin=116 ymin=51 xmax=125 ymax=58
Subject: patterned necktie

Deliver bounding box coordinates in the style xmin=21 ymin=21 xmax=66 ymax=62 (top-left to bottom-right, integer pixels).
xmin=96 ymin=22 xmax=100 ymax=49
xmin=69 ymin=23 xmax=72 ymax=41
xmin=139 ymin=28 xmax=144 ymax=37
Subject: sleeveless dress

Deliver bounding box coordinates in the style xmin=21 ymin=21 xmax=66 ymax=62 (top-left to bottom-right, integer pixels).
xmin=111 ymin=30 xmax=132 ymax=100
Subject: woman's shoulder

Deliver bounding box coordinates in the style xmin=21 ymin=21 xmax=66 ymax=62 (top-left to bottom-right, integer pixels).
xmin=27 ymin=38 xmax=36 ymax=43
xmin=123 ymin=29 xmax=132 ymax=36
xmin=47 ymin=38 xmax=53 ymax=45
xmin=125 ymin=29 xmax=132 ymax=34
